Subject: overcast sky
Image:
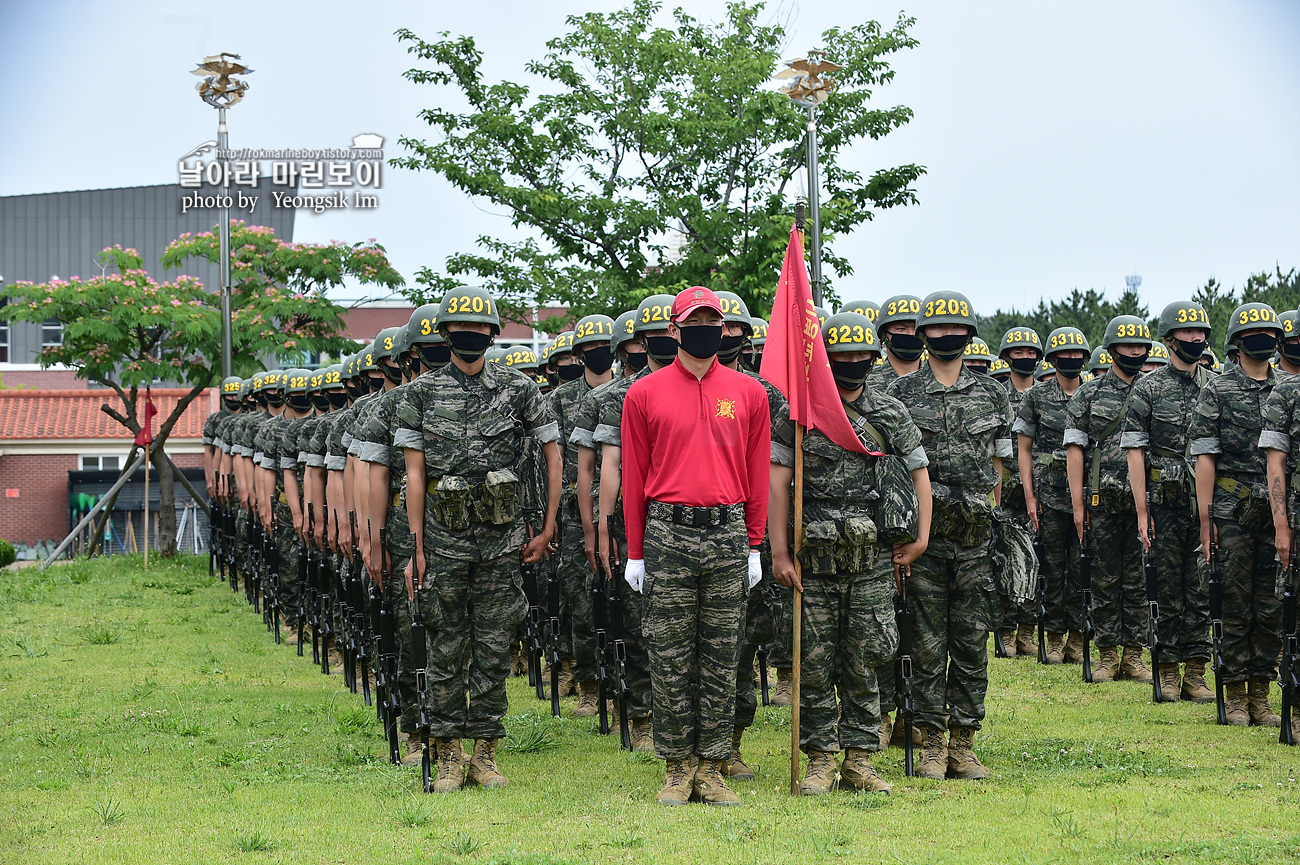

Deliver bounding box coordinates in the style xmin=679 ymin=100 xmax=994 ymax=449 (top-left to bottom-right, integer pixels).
xmin=1 ymin=0 xmax=1296 ymax=318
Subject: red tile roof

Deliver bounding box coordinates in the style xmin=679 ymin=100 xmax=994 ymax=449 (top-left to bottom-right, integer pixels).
xmin=0 ymin=388 xmax=212 ymax=440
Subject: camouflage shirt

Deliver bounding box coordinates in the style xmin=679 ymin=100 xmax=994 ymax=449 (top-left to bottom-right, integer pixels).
xmin=1063 ymin=371 xmax=1139 ymax=504
xmin=1260 ymin=377 xmax=1300 ymax=514
xmin=1121 ymin=363 xmax=1209 ymax=503
xmin=356 ymin=382 xmax=420 ymax=557
xmin=547 ymin=374 xmax=600 ymax=493
xmin=1189 ymin=364 xmax=1277 ymax=480
xmin=203 ymin=407 xmax=229 ymax=447
xmin=1002 ymin=381 xmax=1032 ymax=506
xmin=592 ymin=368 xmax=652 ymax=449
xmin=1012 ymin=376 xmax=1076 ymax=512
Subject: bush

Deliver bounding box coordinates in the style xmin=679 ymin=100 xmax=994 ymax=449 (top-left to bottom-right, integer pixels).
xmin=0 ymin=539 xmax=15 ymax=568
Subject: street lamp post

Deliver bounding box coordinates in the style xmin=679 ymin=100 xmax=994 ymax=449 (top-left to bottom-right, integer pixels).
xmin=191 ymin=53 xmax=252 ymax=379
xmin=777 ymin=51 xmax=839 ymax=309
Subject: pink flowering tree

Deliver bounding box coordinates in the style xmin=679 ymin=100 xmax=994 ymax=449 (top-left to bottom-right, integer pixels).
xmin=0 ymin=224 xmax=402 ymax=555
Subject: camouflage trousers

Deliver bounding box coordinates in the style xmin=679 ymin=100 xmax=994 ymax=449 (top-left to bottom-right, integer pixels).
xmin=385 ymin=552 xmax=418 ymax=736
xmin=1090 ymin=505 xmax=1146 ymax=648
xmin=908 ymin=539 xmax=999 ymax=731
xmin=769 ymin=585 xmax=794 ymax=669
xmin=798 ymin=558 xmax=898 ymax=752
xmin=274 ymin=503 xmax=300 ymax=627
xmin=734 ymin=551 xmax=781 ymax=729
xmin=557 ymin=510 xmax=598 ymax=684
xmin=1149 ymin=500 xmax=1211 ymax=660
xmin=643 ymin=512 xmax=748 ymax=760
xmin=1213 ymin=515 xmax=1283 ymax=684
xmin=1041 ymin=504 xmax=1083 ymax=634
xmin=234 ymin=508 xmax=250 ymax=584
xmin=414 ymin=550 xmax=527 ymax=741
xmin=609 ymin=527 xmax=651 ymax=720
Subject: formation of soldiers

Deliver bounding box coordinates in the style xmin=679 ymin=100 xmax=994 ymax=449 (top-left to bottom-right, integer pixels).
xmin=202 ymin=285 xmax=1299 ymax=805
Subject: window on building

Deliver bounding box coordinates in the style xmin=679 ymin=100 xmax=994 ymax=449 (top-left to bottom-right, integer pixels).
xmin=80 ymin=455 xmax=121 ymax=471
xmin=0 ymin=298 xmax=7 ymax=362
xmin=41 ymin=319 xmax=62 ymax=349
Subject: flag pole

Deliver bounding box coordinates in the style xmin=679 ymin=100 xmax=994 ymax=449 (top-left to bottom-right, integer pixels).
xmin=790 ymin=422 xmax=804 ymax=795
xmin=143 ymin=441 xmax=150 ymax=570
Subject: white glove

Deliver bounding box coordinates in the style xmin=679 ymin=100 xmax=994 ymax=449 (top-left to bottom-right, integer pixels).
xmin=625 ymin=558 xmax=646 ymax=594
xmin=747 ymin=550 xmax=763 ymax=590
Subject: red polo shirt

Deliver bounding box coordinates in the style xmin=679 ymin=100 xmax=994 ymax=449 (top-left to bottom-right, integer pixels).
xmin=621 ymin=357 xmax=771 ymax=558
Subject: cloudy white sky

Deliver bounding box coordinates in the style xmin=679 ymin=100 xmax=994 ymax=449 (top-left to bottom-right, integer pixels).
xmin=1 ymin=0 xmax=1296 ymax=317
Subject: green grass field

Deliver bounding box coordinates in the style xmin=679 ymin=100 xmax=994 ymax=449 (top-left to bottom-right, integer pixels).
xmin=1 ymin=555 xmax=1297 ymax=865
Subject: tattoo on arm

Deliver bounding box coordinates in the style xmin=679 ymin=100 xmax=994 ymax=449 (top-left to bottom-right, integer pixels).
xmin=1272 ymin=475 xmax=1287 ymax=518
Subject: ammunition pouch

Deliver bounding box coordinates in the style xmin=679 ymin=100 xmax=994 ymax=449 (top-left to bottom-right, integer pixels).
xmin=426 ymin=470 xmax=521 ymax=529
xmin=874 ymin=454 xmax=920 ymax=545
xmin=1148 ymin=459 xmax=1193 ymax=508
xmin=800 ymin=520 xmax=841 ymax=576
xmin=799 ymin=514 xmax=880 ymax=575
xmin=478 ymin=469 xmax=520 ymax=525
xmin=1218 ymin=476 xmax=1272 ymax=534
xmin=930 ymin=483 xmax=993 ymax=546
xmin=429 ymin=476 xmax=472 ymax=531
xmin=840 ymin=515 xmax=879 ymax=573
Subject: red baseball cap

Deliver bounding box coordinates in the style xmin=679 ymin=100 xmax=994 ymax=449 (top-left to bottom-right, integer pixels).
xmin=671 ymin=286 xmax=723 ymax=323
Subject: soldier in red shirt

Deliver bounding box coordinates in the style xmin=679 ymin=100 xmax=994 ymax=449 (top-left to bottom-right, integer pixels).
xmin=621 ymin=286 xmax=771 ymax=806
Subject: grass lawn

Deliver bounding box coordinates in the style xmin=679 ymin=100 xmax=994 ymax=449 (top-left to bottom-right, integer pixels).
xmin=0 ymin=555 xmax=1297 ymax=865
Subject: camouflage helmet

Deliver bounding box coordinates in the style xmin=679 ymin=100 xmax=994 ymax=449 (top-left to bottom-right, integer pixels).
xmin=1146 ymin=342 xmax=1170 ymax=366
xmin=375 ymin=326 xmax=403 ymax=362
xmin=407 ymin=303 xmax=444 ymax=346
xmin=549 ymin=331 xmax=576 ymax=366
xmin=500 ymin=345 xmax=539 ymax=372
xmin=1034 ymin=358 xmax=1056 ymax=381
xmin=1102 ymin=315 xmax=1152 ymax=350
xmin=1279 ymin=309 xmax=1300 ymax=341
xmin=840 ymin=300 xmax=880 ymax=325
xmin=321 ymin=364 xmax=344 ymax=390
xmin=1225 ymin=302 xmax=1282 ymax=344
xmin=1089 ymin=346 xmax=1113 ymax=374
xmin=917 ymin=290 xmax=978 ymax=335
xmin=821 ymin=311 xmax=880 ymax=356
xmin=1201 ymin=347 xmax=1222 ymax=372
xmin=284 ymin=368 xmax=311 ymax=395
xmin=611 ymin=310 xmax=637 ymax=354
xmin=256 ymin=369 xmax=283 ymax=393
xmin=220 ymin=375 xmax=242 ymax=400
xmin=715 ymin=291 xmax=753 ymax=334
xmin=1044 ymin=326 xmax=1090 ymax=358
xmin=307 ymin=367 xmax=328 ymax=394
xmin=436 ymin=285 xmax=500 ymax=335
xmin=539 ymin=337 xmax=555 ymax=368
xmin=634 ymin=294 xmax=675 ymax=335
xmin=989 ymin=357 xmax=1010 ymax=378
xmin=876 ymin=294 xmax=922 ymax=332
xmin=359 ymin=340 xmax=381 ymax=373
xmin=484 ymin=346 xmax=508 ymax=364
xmin=572 ymin=313 xmax=616 ymax=348
xmin=1157 ymin=300 xmax=1212 ymax=338
xmin=750 ymin=318 xmax=768 ymax=347
xmin=963 ymin=337 xmax=993 ymax=364
xmin=998 ymin=326 xmax=1042 ymax=358
xmin=813 ymin=306 xmax=830 ymax=329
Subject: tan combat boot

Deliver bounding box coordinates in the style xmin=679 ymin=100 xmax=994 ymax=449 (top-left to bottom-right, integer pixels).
xmin=1290 ymin=707 xmax=1300 ymax=743
xmin=914 ymin=725 xmax=949 ymax=781
xmin=890 ymin=715 xmax=924 ymax=748
xmin=771 ymin=669 xmax=793 ymax=707
xmin=432 ymin=737 xmax=465 ymax=793
xmin=401 ymin=736 xmax=425 ymax=766
xmin=572 ymin=681 xmax=600 ymax=717
xmin=1064 ymin=631 xmax=1085 ymax=664
xmin=1045 ymin=632 xmax=1066 ymax=665
xmin=656 ymin=757 xmax=694 ymax=806
xmin=1015 ymin=623 xmax=1037 ymax=658
xmin=947 ymin=726 xmax=991 ymax=780
xmin=1247 ymin=678 xmax=1281 ymax=727
xmin=997 ymin=629 xmax=1017 ymax=658
xmin=1120 ymin=647 xmax=1153 ymax=683
xmin=724 ymin=725 xmax=755 ymax=781
xmin=466 ymin=738 xmax=509 ymax=788
xmin=1156 ymin=663 xmax=1181 ymax=702
xmin=1224 ymin=681 xmax=1250 ymax=726
xmin=557 ymin=658 xmax=576 ymax=698
xmin=693 ymin=758 xmax=741 ymax=805
xmin=798 ymin=750 xmax=838 ymax=796
xmin=510 ymin=644 xmax=527 ymax=677
xmin=1092 ymin=647 xmax=1120 ymax=682
xmin=631 ymin=717 xmax=654 ymax=753
xmin=1182 ymin=659 xmax=1215 ymax=703
xmin=878 ymin=713 xmax=893 ymax=750
xmin=841 ymin=747 xmax=891 ymax=792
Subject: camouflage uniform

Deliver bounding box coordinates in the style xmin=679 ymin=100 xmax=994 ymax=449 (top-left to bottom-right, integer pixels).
xmin=1014 ymin=378 xmax=1082 ymax=635
xmin=1000 ymin=381 xmax=1036 ymax=630
xmin=1122 ymin=363 xmax=1213 ymax=660
xmin=1064 ymin=372 xmax=1146 ymax=649
xmin=394 ymin=361 xmax=559 ymax=741
xmin=888 ymin=366 xmax=1012 ymax=731
xmin=772 ymin=389 xmax=926 ymax=751
xmin=1189 ymin=365 xmax=1282 ymax=684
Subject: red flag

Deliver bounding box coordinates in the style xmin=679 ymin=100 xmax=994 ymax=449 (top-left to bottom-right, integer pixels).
xmin=134 ymin=388 xmax=157 ymax=447
xmin=760 ymin=224 xmax=867 ymax=455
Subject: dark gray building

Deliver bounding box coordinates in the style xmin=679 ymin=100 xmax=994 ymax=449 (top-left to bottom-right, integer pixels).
xmin=0 ymin=181 xmax=294 ymax=364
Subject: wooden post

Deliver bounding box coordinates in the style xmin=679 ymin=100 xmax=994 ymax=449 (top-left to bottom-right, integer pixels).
xmin=790 ymin=423 xmax=804 ymax=795
xmin=143 ymin=443 xmax=150 ymax=570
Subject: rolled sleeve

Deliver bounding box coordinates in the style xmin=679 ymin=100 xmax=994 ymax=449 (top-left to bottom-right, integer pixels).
xmin=325 ymin=454 xmax=347 ymax=471
xmin=904 ymin=446 xmax=929 ymax=471
xmin=1011 ymin=418 xmax=1036 ymax=438
xmin=341 ymin=432 xmax=354 ymax=450
xmin=304 ymin=453 xmax=326 ymax=468
xmin=394 ymin=429 xmax=425 ymax=450
xmin=571 ymin=427 xmax=595 ymax=449
xmin=1259 ymin=430 xmax=1291 ymax=453
xmin=357 ymin=440 xmax=391 ymax=464
xmin=994 ymin=437 xmax=1014 ymax=459
xmin=279 ymin=456 xmax=297 ymax=470
xmin=1062 ymin=428 xmax=1088 ymax=447
xmin=593 ymin=423 xmax=621 ymax=447
xmin=771 ymin=441 xmax=795 ymax=468
xmin=1120 ymin=431 xmax=1149 ymax=449
xmin=347 ymin=439 xmax=364 ymax=458
xmin=531 ymin=420 xmax=560 ymax=445
xmin=1189 ymin=436 xmax=1221 ymax=456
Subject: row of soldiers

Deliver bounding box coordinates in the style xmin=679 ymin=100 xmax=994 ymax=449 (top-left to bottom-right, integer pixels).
xmin=203 ymin=285 xmax=1298 ymax=804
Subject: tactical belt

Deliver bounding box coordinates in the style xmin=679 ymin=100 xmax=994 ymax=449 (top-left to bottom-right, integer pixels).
xmin=1215 ymin=476 xmax=1253 ymax=499
xmin=391 ymin=490 xmax=404 ymax=508
xmin=276 ymin=491 xmax=288 ymax=506
xmin=427 ymin=477 xmax=490 ymax=497
xmin=648 ymin=500 xmax=735 ymax=528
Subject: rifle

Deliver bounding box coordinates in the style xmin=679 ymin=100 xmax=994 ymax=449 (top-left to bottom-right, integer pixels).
xmin=756 ymin=642 xmax=771 ymax=706
xmin=894 ymin=563 xmax=915 ymax=777
xmin=318 ymin=509 xmax=335 ymax=676
xmin=1281 ymin=543 xmax=1298 ymax=746
xmin=592 ymin=561 xmax=610 ymax=736
xmin=246 ymin=518 xmax=260 ymax=611
xmin=296 ymin=528 xmax=308 ymax=657
xmin=210 ymin=495 xmax=221 ymax=578
xmin=307 ymin=504 xmax=321 ymax=666
xmin=1208 ymin=539 xmax=1227 ymax=725
xmin=1145 ymin=539 xmax=1163 ymax=703
xmin=265 ymin=515 xmax=282 ymax=645
xmin=1034 ymin=506 xmax=1049 ymax=665
xmin=1080 ymin=483 xmax=1095 ymax=684
xmin=374 ymin=522 xmax=402 ymax=763
xmin=349 ymin=511 xmax=371 ymax=706
xmin=606 ymin=525 xmax=632 ymax=751
xmin=546 ymin=555 xmax=563 ymax=717
xmin=521 ymin=562 xmax=545 ymax=701
xmin=410 ymin=530 xmax=433 ymax=792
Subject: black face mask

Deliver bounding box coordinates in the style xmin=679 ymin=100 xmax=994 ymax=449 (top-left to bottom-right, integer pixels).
xmin=223 ymin=399 xmax=240 ymax=413
xmin=623 ymin=352 xmax=648 ymax=373
xmin=289 ymin=395 xmax=312 ymax=412
xmin=582 ymin=345 xmax=614 ymax=375
xmin=405 ymin=354 xmax=422 ymax=377
xmin=557 ymin=363 xmax=585 ymax=382
xmin=645 ymin=335 xmax=680 ymax=365
xmin=419 ymin=344 xmax=452 ymax=369
xmin=830 ymin=358 xmax=874 ymax=390
xmin=966 ymin=362 xmax=990 ymax=376
xmin=749 ymin=351 xmax=764 ymax=372
xmin=380 ymin=362 xmax=403 ymax=384
xmin=326 ymin=390 xmax=349 ymax=409
xmin=545 ymin=371 xmax=559 ymax=388
xmin=1282 ymin=341 xmax=1300 ymax=366
xmin=367 ymin=374 xmax=386 ymax=392
xmin=717 ymin=334 xmax=746 ymax=365
xmin=1239 ymin=332 xmax=1279 ymax=360
xmin=1171 ymin=338 xmax=1207 ymax=364
xmin=884 ymin=332 xmax=924 ymax=362
xmin=266 ymin=393 xmax=284 ymax=408
xmin=1053 ymin=355 xmax=1086 ymax=379
xmin=446 ymin=330 xmax=493 ymax=362
xmin=922 ymin=332 xmax=971 ymax=362
xmin=677 ymin=324 xmax=723 ymax=360
xmin=1112 ymin=350 xmax=1148 ymax=376
xmin=312 ymin=394 xmax=331 ymax=412
xmin=1009 ymin=356 xmax=1039 ymax=376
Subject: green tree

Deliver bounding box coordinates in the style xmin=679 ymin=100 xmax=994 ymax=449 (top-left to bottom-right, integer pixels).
xmin=978 ymin=287 xmax=1149 ymax=351
xmin=0 ymin=223 xmax=402 ymax=555
xmin=393 ymin=0 xmax=923 ymax=329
